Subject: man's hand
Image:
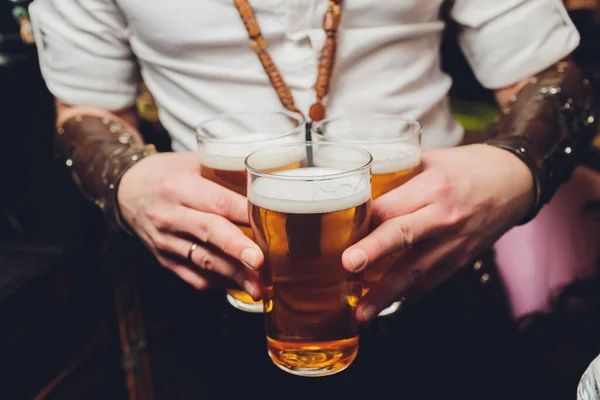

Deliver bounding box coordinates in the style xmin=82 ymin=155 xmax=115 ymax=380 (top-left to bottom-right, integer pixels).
xmin=118 ymin=151 xmax=264 ymax=296
xmin=342 ymin=144 xmax=534 ymax=322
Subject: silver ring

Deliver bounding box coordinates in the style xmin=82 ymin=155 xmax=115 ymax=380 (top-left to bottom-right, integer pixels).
xmin=187 ymin=242 xmax=199 ymax=262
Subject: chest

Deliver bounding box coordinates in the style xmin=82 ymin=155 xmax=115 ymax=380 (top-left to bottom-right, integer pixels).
xmin=116 ymin=0 xmax=445 ymax=51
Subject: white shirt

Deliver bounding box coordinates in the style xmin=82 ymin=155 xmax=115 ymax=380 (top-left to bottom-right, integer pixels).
xmin=29 ymin=0 xmax=579 ymax=152
xmin=578 ymin=353 xmax=600 ymax=400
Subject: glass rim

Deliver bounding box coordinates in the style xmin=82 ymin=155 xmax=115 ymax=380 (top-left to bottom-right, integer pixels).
xmin=194 ymin=110 xmax=306 ymax=144
xmin=311 ymin=115 xmax=422 ymax=145
xmin=245 ymin=141 xmax=373 ymax=182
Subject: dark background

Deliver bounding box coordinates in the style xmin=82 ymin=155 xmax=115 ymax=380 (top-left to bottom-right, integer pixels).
xmin=0 ymin=2 xmax=124 ymax=399
xmin=0 ymin=1 xmax=599 ymax=399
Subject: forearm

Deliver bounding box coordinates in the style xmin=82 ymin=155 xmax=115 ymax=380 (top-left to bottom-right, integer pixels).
xmin=54 ymin=101 xmax=157 ymax=232
xmin=55 ymin=101 xmax=141 ymax=133
xmin=486 ymin=60 xmax=597 ymax=223
xmin=494 ymin=78 xmax=529 ymax=109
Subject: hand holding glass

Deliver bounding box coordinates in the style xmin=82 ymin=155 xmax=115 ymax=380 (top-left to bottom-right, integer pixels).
xmin=246 ymin=142 xmax=373 ymax=377
xmin=312 ymin=116 xmax=422 ymax=316
xmin=196 ymin=111 xmax=304 ymax=313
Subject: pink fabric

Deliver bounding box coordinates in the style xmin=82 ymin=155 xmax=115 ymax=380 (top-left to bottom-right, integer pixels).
xmin=494 ymin=167 xmax=600 ymax=319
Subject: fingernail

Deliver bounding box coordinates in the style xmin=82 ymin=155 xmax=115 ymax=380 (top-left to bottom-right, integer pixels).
xmin=243 ymin=280 xmax=256 ymax=298
xmin=241 ymin=248 xmax=258 ymax=270
xmin=349 ymin=249 xmax=368 ymax=272
xmin=361 ymin=305 xmax=377 ymax=322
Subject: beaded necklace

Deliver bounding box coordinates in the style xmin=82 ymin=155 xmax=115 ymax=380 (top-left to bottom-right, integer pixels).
xmin=234 ymin=0 xmax=344 ymax=121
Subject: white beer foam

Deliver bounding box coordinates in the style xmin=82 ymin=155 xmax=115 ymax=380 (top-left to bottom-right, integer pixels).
xmin=249 ymin=168 xmax=371 ymax=214
xmin=367 ymin=144 xmax=421 ymax=175
xmin=199 ymin=133 xmax=303 ymax=171
xmin=313 ymin=143 xmax=420 ymax=175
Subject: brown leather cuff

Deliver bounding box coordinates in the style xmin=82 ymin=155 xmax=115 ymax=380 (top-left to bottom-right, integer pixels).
xmin=487 ymin=61 xmax=597 ymax=224
xmin=55 ymin=115 xmax=158 ymax=234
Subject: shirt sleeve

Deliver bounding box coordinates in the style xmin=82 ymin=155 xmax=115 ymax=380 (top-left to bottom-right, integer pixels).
xmin=29 ymin=0 xmax=139 ymax=110
xmin=577 ymin=354 xmax=600 ymax=400
xmin=451 ymin=0 xmax=580 ymax=89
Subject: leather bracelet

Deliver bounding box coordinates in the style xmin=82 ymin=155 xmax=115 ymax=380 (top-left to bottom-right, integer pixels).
xmin=486 ymin=61 xmax=597 ymax=225
xmin=98 ymin=142 xmax=157 ymax=234
xmin=56 ymin=115 xmax=158 ymax=234
xmin=484 ymin=139 xmax=544 ymax=225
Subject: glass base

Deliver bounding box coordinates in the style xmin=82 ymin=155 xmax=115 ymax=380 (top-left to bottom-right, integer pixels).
xmin=269 ymin=352 xmax=353 ymax=377
xmin=377 ymin=300 xmax=401 ymax=317
xmin=267 ymin=337 xmax=358 ymax=377
xmin=226 ymin=293 xmax=264 ymax=313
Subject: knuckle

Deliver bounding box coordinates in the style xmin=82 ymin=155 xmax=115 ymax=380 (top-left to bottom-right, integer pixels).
xmin=148 ymin=209 xmax=173 ymax=231
xmin=432 ymin=173 xmax=453 ymax=198
xmin=197 ymin=214 xmax=218 ymax=242
xmin=157 ymin=175 xmax=179 ymax=199
xmin=209 ymin=192 xmax=232 ymax=216
xmin=389 ymin=218 xmax=415 ymax=249
xmin=444 ymin=206 xmax=464 ymax=227
xmin=194 ymin=251 xmax=214 ymax=272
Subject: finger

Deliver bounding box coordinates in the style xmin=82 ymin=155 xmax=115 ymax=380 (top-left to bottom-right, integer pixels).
xmin=162 ymin=207 xmax=264 ymax=271
xmin=409 ymin=236 xmax=499 ymax=295
xmin=189 ymin=245 xmax=261 ymax=300
xmin=154 ymin=234 xmax=261 ymax=299
xmin=343 ymin=205 xmax=442 ymax=273
xmin=372 ymin=169 xmax=440 ymax=223
xmin=180 ymin=177 xmax=249 ymax=224
xmin=408 ymin=259 xmax=462 ymax=296
xmin=171 ymin=265 xmax=214 ymax=290
xmin=356 ymin=238 xmax=451 ymax=323
xmin=158 ymin=251 xmax=252 ymax=292
xmin=155 ymin=253 xmax=213 ymax=290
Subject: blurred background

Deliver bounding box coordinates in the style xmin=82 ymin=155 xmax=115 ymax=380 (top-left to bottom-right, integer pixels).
xmin=1 ymin=1 xmax=599 ymax=399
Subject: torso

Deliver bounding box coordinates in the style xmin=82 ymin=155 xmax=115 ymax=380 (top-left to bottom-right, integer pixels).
xmin=116 ymin=0 xmax=462 ymax=151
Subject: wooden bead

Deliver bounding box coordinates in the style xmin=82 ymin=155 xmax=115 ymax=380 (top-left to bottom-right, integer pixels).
xmin=309 ymin=102 xmax=326 ymax=122
xmin=235 ymin=0 xmax=343 ymax=121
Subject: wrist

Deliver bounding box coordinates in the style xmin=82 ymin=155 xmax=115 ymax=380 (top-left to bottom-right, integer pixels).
xmin=480 ymin=143 xmax=537 ymax=225
xmin=485 ymin=61 xmax=597 ymax=224
xmin=56 ymin=114 xmax=157 ymax=234
xmin=102 ymin=142 xmax=158 ymax=234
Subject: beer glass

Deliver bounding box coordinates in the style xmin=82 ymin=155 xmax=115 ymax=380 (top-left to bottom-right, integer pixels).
xmin=195 ymin=111 xmax=305 ymax=313
xmin=311 ymin=116 xmax=422 ymax=316
xmin=246 ymin=142 xmax=373 ymax=377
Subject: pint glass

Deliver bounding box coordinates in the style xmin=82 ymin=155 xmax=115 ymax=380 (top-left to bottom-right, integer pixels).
xmin=195 ymin=111 xmax=305 ymax=313
xmin=312 ymin=116 xmax=422 ymax=316
xmin=246 ymin=142 xmax=373 ymax=377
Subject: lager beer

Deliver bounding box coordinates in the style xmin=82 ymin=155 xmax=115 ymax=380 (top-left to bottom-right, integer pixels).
xmin=369 ymin=146 xmax=422 ymax=199
xmin=196 ymin=111 xmax=305 ymax=313
xmin=312 ymin=116 xmax=422 ymax=316
xmin=362 ymin=145 xmax=421 ymax=314
xmin=246 ymin=142 xmax=373 ymax=377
